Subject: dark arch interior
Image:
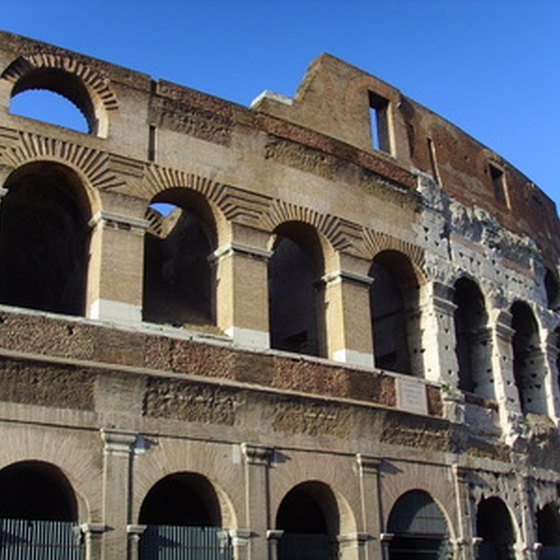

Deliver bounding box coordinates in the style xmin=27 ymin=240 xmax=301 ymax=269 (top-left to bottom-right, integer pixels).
xmin=545 ymin=269 xmax=560 ymax=311
xmin=139 ymin=473 xmax=221 ymax=527
xmin=537 ymin=504 xmax=560 ymax=546
xmin=11 ymin=67 xmax=96 ymax=133
xmin=269 ymin=222 xmax=324 ymax=356
xmin=276 ymin=486 xmax=329 ymax=535
xmin=143 ymin=191 xmax=215 ymax=328
xmin=476 ymin=497 xmax=515 ymax=553
xmin=453 ymin=278 xmax=490 ymax=395
xmin=369 ymin=251 xmax=419 ymax=374
xmin=387 ymin=490 xmax=448 ymax=559
xmin=0 ymin=163 xmax=90 ymax=316
xmin=0 ymin=461 xmax=78 ymax=521
xmin=511 ymin=301 xmax=544 ymax=414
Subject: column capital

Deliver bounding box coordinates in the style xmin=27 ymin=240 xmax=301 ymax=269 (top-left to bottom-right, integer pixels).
xmin=210 ymin=241 xmax=273 ymax=262
xmin=228 ymin=528 xmax=252 ymax=546
xmin=356 ymin=454 xmax=381 ymax=474
xmin=266 ymin=529 xmax=284 ymax=541
xmin=322 ymin=269 xmax=373 ymax=286
xmin=126 ymin=524 xmax=147 ymax=535
xmin=101 ymin=428 xmax=137 ymax=456
xmin=338 ymin=532 xmax=373 ymax=544
xmin=0 ymin=187 xmax=8 ymax=199
xmin=241 ymin=442 xmax=274 ymax=466
xmin=89 ymin=210 xmax=149 ymax=232
xmin=80 ymin=523 xmax=106 ymax=535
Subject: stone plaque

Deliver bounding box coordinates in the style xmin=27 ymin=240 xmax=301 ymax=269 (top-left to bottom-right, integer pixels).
xmin=396 ymin=377 xmax=428 ymax=415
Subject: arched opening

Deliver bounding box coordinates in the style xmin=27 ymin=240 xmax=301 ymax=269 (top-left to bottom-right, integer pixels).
xmin=142 ymin=190 xmax=216 ymax=330
xmin=276 ymin=481 xmax=339 ymax=559
xmin=545 ymin=269 xmax=560 ymax=311
xmin=0 ymin=461 xmax=83 ymax=556
xmin=453 ymin=278 xmax=493 ymax=397
xmin=385 ymin=490 xmax=450 ymax=559
xmin=268 ymin=222 xmax=325 ymax=357
xmin=8 ymin=67 xmax=100 ymax=134
xmin=0 ymin=162 xmax=91 ymax=316
xmin=511 ymin=301 xmax=546 ymax=415
xmin=537 ymin=503 xmax=560 ymax=559
xmin=11 ymin=89 xmax=89 ymax=133
xmin=139 ymin=472 xmax=232 ymax=559
xmin=369 ymin=251 xmax=421 ymax=375
xmin=476 ymin=497 xmax=515 ymax=560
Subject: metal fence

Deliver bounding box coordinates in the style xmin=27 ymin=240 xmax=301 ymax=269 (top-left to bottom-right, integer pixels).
xmin=140 ymin=525 xmax=233 ymax=560
xmin=0 ymin=518 xmax=84 ymax=559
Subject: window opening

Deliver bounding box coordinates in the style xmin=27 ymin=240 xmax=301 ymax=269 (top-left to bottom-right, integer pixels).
xmin=143 ymin=195 xmax=215 ymax=330
xmin=511 ymin=301 xmax=545 ymax=415
xmin=276 ymin=482 xmax=339 ymax=560
xmin=537 ymin=503 xmax=560 ymax=558
xmin=476 ymin=497 xmax=515 ymax=560
xmin=489 ymin=164 xmax=508 ymax=207
xmin=369 ymin=91 xmax=391 ymax=153
xmin=453 ymin=278 xmax=492 ymax=397
xmin=386 ymin=490 xmax=450 ymax=560
xmin=545 ymin=268 xmax=560 ymax=311
xmin=10 ymin=89 xmax=89 ymax=133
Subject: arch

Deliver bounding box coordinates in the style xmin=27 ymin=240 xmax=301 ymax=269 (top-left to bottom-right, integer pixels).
xmin=510 ymin=301 xmax=546 ymax=415
xmin=138 ymin=471 xmax=235 ymax=559
xmin=142 ymin=188 xmax=218 ymax=329
xmin=369 ymin=250 xmax=422 ymax=375
xmin=537 ymin=502 xmax=560 ymax=558
xmin=268 ymin=221 xmax=328 ymax=356
xmin=476 ymin=496 xmax=516 ymax=559
xmin=0 ymin=161 xmax=92 ymax=316
xmin=385 ymin=489 xmax=450 ymax=559
xmin=2 ymin=54 xmax=118 ymax=136
xmin=275 ymin=481 xmax=340 ymax=560
xmin=0 ymin=460 xmax=79 ymax=521
xmin=453 ymin=277 xmax=493 ymax=397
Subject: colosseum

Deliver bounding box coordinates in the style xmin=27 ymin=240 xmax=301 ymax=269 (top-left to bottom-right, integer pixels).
xmin=0 ymin=30 xmax=558 ymax=560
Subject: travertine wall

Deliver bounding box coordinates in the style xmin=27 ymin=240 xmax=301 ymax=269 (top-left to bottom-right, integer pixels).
xmin=0 ymin=30 xmax=559 ymax=559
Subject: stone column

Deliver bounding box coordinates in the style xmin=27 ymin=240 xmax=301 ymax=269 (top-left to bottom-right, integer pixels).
xmin=87 ymin=210 xmax=148 ymax=324
xmin=81 ymin=523 xmax=105 ymax=560
xmin=515 ymin=475 xmax=537 ymax=560
xmin=451 ymin=465 xmax=474 ymax=560
xmin=126 ymin=524 xmax=146 ymax=560
xmin=101 ymin=428 xmax=137 ymax=560
xmin=241 ymin=442 xmax=273 ymax=559
xmin=229 ymin=528 xmax=253 ymax=560
xmin=211 ymin=234 xmax=272 ymax=350
xmin=338 ymin=533 xmax=371 ymax=560
xmin=356 ymin=454 xmax=382 ymax=560
xmin=420 ymin=282 xmax=458 ymax=384
xmin=491 ymin=311 xmax=526 ymax=447
xmin=322 ymin=268 xmax=374 ymax=368
xmin=267 ymin=529 xmax=284 ymax=560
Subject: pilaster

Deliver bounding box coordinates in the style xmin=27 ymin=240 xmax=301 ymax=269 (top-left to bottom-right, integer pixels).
xmin=356 ymin=454 xmax=382 ymax=560
xmin=81 ymin=523 xmax=106 ymax=560
xmin=211 ymin=230 xmax=272 ymax=350
xmin=101 ymin=428 xmax=137 ymax=560
xmin=323 ymin=267 xmax=374 ymax=367
xmin=87 ymin=210 xmax=148 ymax=325
xmin=241 ymin=442 xmax=274 ymax=559
xmin=451 ymin=465 xmax=474 ymax=560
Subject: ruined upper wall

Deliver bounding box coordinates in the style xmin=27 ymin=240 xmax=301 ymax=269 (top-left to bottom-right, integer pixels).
xmin=0 ymin=31 xmax=557 ymax=261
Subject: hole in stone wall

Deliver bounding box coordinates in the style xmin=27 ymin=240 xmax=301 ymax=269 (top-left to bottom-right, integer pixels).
xmin=268 ymin=222 xmax=324 ymax=357
xmin=369 ymin=91 xmax=391 ymax=153
xmin=369 ymin=251 xmax=420 ymax=375
xmin=0 ymin=162 xmax=90 ymax=316
xmin=143 ymin=196 xmax=215 ymax=329
xmin=11 ymin=89 xmax=89 ymax=133
xmin=476 ymin=497 xmax=515 ymax=554
xmin=489 ymin=163 xmax=509 ymax=207
xmin=0 ymin=461 xmax=78 ymax=521
xmin=139 ymin=472 xmax=221 ymax=527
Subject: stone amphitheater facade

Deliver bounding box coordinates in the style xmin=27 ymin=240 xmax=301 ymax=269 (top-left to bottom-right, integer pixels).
xmin=0 ymin=30 xmax=559 ymax=560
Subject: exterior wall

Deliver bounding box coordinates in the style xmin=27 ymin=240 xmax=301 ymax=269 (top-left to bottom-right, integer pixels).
xmin=0 ymin=30 xmax=559 ymax=559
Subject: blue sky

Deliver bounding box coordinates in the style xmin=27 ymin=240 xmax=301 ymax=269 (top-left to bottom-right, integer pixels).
xmin=3 ymin=0 xmax=560 ymax=211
